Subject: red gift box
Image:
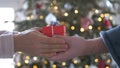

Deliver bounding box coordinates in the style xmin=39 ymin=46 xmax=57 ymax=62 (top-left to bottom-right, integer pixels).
xmin=41 ymin=25 xmax=66 ymax=37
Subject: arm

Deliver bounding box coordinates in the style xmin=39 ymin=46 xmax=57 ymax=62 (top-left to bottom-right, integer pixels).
xmin=0 ymin=31 xmax=14 ymax=58
xmin=0 ymin=27 xmax=67 ymax=58
xmin=100 ymin=26 xmax=120 ymax=67
xmin=50 ymin=36 xmax=108 ymax=61
xmin=51 ymin=26 xmax=120 ymax=68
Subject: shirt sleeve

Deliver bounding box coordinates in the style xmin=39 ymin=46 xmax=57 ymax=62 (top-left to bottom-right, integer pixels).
xmin=0 ymin=31 xmax=14 ymax=58
xmin=100 ymin=26 xmax=120 ymax=67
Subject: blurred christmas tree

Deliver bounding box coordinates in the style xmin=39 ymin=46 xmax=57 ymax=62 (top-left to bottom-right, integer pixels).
xmin=14 ymin=0 xmax=120 ymax=68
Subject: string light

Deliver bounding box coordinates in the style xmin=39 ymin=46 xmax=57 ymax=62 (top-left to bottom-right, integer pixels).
xmin=109 ymin=16 xmax=113 ymax=20
xmin=44 ymin=60 xmax=48 ymax=64
xmin=54 ymin=6 xmax=58 ymax=10
xmin=26 ymin=56 xmax=30 ymax=60
xmin=33 ymin=56 xmax=38 ymax=61
xmin=74 ymin=10 xmax=79 ymax=14
xmin=64 ymin=12 xmax=69 ymax=16
xmin=39 ymin=15 xmax=44 ymax=19
xmin=33 ymin=65 xmax=38 ymax=68
xmin=85 ymin=64 xmax=89 ymax=68
xmin=94 ymin=58 xmax=99 ymax=63
xmin=88 ymin=25 xmax=93 ymax=30
xmin=73 ymin=60 xmax=78 ymax=64
xmin=98 ymin=17 xmax=102 ymax=22
xmin=62 ymin=62 xmax=66 ymax=66
xmin=71 ymin=26 xmax=75 ymax=30
xmin=18 ymin=51 xmax=22 ymax=54
xmin=80 ymin=28 xmax=85 ymax=32
xmin=106 ymin=59 xmax=111 ymax=64
xmin=17 ymin=62 xmax=21 ymax=67
xmin=26 ymin=16 xmax=31 ymax=20
xmin=31 ymin=15 xmax=34 ymax=19
xmin=97 ymin=26 xmax=101 ymax=30
xmin=95 ymin=9 xmax=99 ymax=14
xmin=105 ymin=66 xmax=110 ymax=68
xmin=100 ymin=14 xmax=105 ymax=18
xmin=24 ymin=60 xmax=29 ymax=64
xmin=52 ymin=64 xmax=56 ymax=68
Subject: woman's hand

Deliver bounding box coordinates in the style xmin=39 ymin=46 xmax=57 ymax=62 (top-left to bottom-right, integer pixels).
xmin=14 ymin=27 xmax=67 ymax=58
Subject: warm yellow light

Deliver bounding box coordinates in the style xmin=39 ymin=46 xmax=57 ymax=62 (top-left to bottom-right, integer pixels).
xmin=94 ymin=58 xmax=99 ymax=63
xmin=17 ymin=62 xmax=21 ymax=67
xmin=26 ymin=16 xmax=31 ymax=20
xmin=97 ymin=26 xmax=101 ymax=30
xmin=95 ymin=9 xmax=99 ymax=14
xmin=85 ymin=64 xmax=89 ymax=68
xmin=71 ymin=26 xmax=75 ymax=30
xmin=73 ymin=60 xmax=78 ymax=64
xmin=107 ymin=59 xmax=111 ymax=64
xmin=98 ymin=17 xmax=102 ymax=22
xmin=74 ymin=10 xmax=79 ymax=14
xmin=105 ymin=66 xmax=110 ymax=68
xmin=31 ymin=15 xmax=34 ymax=19
xmin=24 ymin=60 xmax=29 ymax=64
xmin=109 ymin=16 xmax=113 ymax=20
xmin=62 ymin=62 xmax=66 ymax=66
xmin=100 ymin=14 xmax=105 ymax=18
xmin=18 ymin=51 xmax=22 ymax=54
xmin=64 ymin=12 xmax=69 ymax=16
xmin=26 ymin=56 xmax=30 ymax=60
xmin=44 ymin=60 xmax=48 ymax=64
xmin=80 ymin=28 xmax=85 ymax=32
xmin=54 ymin=6 xmax=58 ymax=10
xmin=33 ymin=65 xmax=38 ymax=68
xmin=88 ymin=25 xmax=93 ymax=30
xmin=52 ymin=64 xmax=56 ymax=68
xmin=39 ymin=15 xmax=44 ymax=19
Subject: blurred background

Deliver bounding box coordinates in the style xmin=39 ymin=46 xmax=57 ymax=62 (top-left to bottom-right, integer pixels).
xmin=0 ymin=0 xmax=120 ymax=68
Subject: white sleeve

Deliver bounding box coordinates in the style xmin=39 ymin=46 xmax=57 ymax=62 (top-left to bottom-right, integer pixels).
xmin=0 ymin=31 xmax=14 ymax=58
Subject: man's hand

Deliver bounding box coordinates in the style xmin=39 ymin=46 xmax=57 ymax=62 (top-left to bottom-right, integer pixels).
xmin=50 ymin=36 xmax=107 ymax=61
xmin=14 ymin=27 xmax=67 ymax=58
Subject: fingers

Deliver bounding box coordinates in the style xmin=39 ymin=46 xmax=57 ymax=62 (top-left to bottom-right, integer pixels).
xmin=38 ymin=43 xmax=68 ymax=49
xmin=41 ymin=37 xmax=66 ymax=44
xmin=38 ymin=48 xmax=67 ymax=53
xmin=40 ymin=53 xmax=57 ymax=58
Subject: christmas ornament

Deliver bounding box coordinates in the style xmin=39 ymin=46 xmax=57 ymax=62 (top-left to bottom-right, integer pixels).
xmin=36 ymin=1 xmax=43 ymax=9
xmin=102 ymin=17 xmax=112 ymax=29
xmin=97 ymin=59 xmax=106 ymax=68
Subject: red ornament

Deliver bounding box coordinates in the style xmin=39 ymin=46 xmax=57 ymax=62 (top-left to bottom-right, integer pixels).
xmin=41 ymin=26 xmax=66 ymax=37
xmin=36 ymin=2 xmax=43 ymax=9
xmin=98 ymin=59 xmax=108 ymax=68
xmin=102 ymin=17 xmax=112 ymax=29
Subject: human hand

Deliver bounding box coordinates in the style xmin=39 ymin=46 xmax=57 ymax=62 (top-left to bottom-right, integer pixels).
xmin=50 ymin=36 xmax=108 ymax=61
xmin=50 ymin=36 xmax=89 ymax=61
xmin=14 ymin=27 xmax=67 ymax=58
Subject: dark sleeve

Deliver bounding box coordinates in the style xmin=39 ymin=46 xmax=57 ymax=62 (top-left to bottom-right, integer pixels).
xmin=100 ymin=26 xmax=120 ymax=67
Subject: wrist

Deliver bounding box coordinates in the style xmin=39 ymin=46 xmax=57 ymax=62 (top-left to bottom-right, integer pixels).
xmin=13 ymin=33 xmax=22 ymax=52
xmin=86 ymin=37 xmax=108 ymax=55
